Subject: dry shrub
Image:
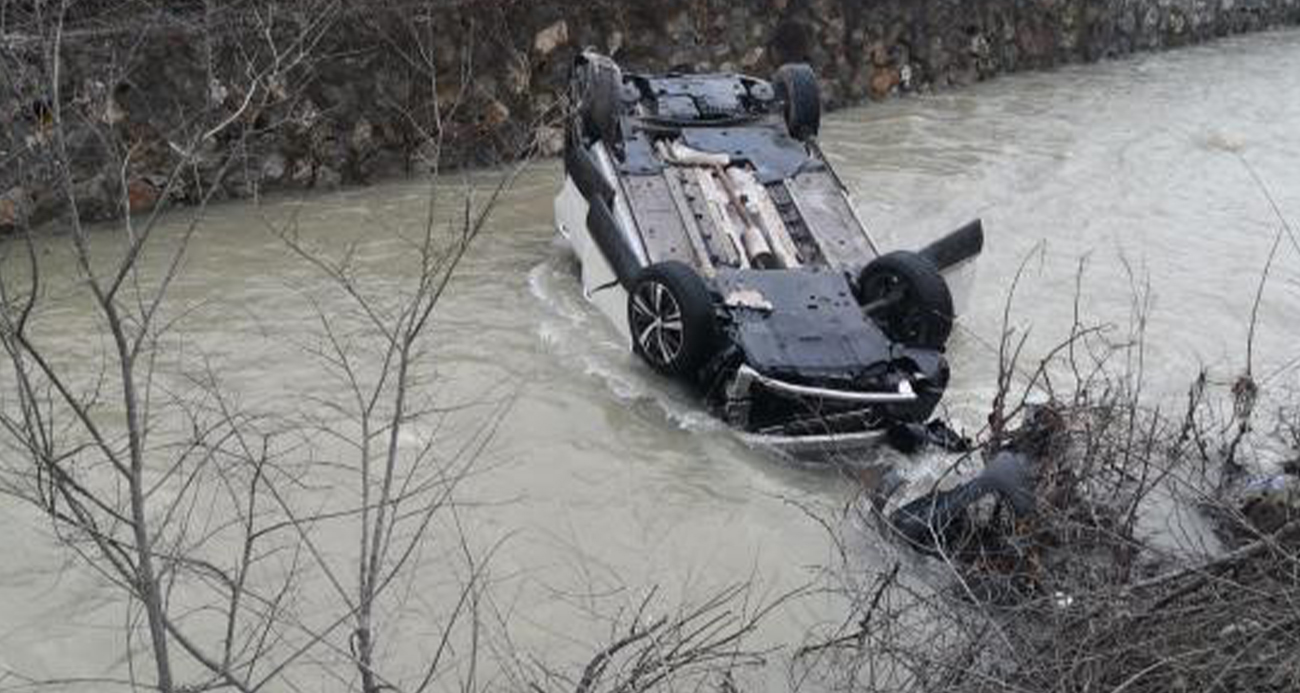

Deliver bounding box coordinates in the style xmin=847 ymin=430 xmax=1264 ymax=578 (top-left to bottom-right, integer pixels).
xmin=793 ymin=247 xmax=1300 ymax=693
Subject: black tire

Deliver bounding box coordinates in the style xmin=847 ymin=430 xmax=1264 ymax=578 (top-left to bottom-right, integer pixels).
xmin=856 ymin=251 xmax=954 ymax=349
xmin=577 ymin=59 xmax=622 ymax=146
xmin=627 ymin=261 xmax=718 ymax=378
xmin=773 ymin=63 xmax=821 ymax=141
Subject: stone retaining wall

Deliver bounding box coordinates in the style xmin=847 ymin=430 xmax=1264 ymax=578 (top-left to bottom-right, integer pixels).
xmin=2 ymin=0 xmax=1298 ymax=230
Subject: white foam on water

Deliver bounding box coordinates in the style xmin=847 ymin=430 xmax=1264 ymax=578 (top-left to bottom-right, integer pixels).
xmin=526 ymin=254 xmax=724 ymax=435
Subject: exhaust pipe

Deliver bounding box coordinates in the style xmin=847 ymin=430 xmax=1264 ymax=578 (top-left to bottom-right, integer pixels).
xmin=919 ymin=218 xmax=984 ymax=271
xmin=740 ymin=224 xmax=777 ymax=269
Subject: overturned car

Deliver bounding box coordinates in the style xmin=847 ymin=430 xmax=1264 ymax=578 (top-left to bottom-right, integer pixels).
xmin=553 ymin=52 xmax=984 ymax=453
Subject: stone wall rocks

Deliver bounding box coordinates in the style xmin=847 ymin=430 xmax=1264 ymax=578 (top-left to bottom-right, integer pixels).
xmin=1 ymin=0 xmax=1297 ymax=231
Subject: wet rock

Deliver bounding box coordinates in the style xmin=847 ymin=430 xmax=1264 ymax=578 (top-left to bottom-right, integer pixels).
xmin=71 ymin=174 xmax=117 ymax=222
xmin=350 ymin=118 xmax=375 ymax=153
xmin=532 ymin=91 xmax=557 ymax=116
xmin=289 ymin=159 xmax=315 ymax=188
xmin=29 ymin=188 xmax=66 ymax=228
xmin=481 ymin=99 xmax=510 ymax=130
xmin=899 ymin=63 xmax=916 ymax=91
xmin=506 ymin=52 xmax=531 ymax=95
xmin=533 ymin=20 xmax=569 ymax=56
xmin=534 ymin=125 xmax=565 ymax=157
xmin=607 ymin=31 xmax=624 ymax=55
xmin=316 ymin=165 xmax=342 ymax=189
xmin=1170 ymin=9 xmax=1188 ymax=35
xmin=209 ymin=78 xmax=229 ymax=105
xmin=1240 ymin=475 xmax=1300 ymax=534
xmin=0 ymin=199 xmax=14 ymax=232
xmin=0 ymin=187 xmax=32 ymax=231
xmin=868 ymin=41 xmax=890 ymax=67
xmin=126 ymin=178 xmax=160 ymax=214
xmin=103 ymin=90 xmax=127 ymax=125
xmin=869 ymin=66 xmax=899 ymax=99
xmin=262 ymin=153 xmax=287 ymax=183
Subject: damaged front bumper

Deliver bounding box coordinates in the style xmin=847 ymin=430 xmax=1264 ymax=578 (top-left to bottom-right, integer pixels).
xmin=723 ymin=364 xmax=927 ymax=454
xmin=727 ymin=363 xmax=918 ymax=408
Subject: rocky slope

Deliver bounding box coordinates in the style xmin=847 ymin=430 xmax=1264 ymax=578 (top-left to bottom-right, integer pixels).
xmin=2 ymin=0 xmax=1298 ymax=230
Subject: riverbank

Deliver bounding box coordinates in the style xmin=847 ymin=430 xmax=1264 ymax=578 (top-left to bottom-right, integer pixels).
xmin=2 ymin=0 xmax=1299 ymax=231
xmin=3 ymin=28 xmax=1300 ymax=690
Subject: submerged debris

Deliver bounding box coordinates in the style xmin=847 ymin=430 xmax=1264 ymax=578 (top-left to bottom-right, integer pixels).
xmin=887 ymin=451 xmax=1035 ymax=555
xmin=884 ymin=418 xmax=972 ymax=454
xmin=851 ymin=386 xmax=1300 ymax=692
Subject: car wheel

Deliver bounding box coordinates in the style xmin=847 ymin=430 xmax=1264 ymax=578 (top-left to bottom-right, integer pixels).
xmin=627 ymin=262 xmax=718 ymax=378
xmin=856 ymin=251 xmax=954 ymax=349
xmin=578 ymin=60 xmax=622 ymax=147
xmin=773 ymin=63 xmax=820 ymax=141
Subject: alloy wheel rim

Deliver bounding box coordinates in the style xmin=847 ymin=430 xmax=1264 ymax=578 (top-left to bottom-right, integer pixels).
xmin=631 ymin=281 xmax=684 ymax=367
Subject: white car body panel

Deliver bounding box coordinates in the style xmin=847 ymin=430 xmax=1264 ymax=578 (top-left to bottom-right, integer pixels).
xmin=554 ymin=173 xmax=632 ymax=346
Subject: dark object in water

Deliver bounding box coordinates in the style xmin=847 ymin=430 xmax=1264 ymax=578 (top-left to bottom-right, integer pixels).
xmin=918 ymin=219 xmax=984 ymax=272
xmin=885 ymin=419 xmax=972 ymax=454
xmin=888 ymin=452 xmax=1035 ymax=554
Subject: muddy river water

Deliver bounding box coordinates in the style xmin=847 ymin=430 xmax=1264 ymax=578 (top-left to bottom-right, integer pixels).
xmin=3 ymin=29 xmax=1300 ymax=690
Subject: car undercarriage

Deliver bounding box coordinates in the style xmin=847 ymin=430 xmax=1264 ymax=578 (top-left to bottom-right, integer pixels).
xmin=554 ymin=51 xmax=984 ymax=453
